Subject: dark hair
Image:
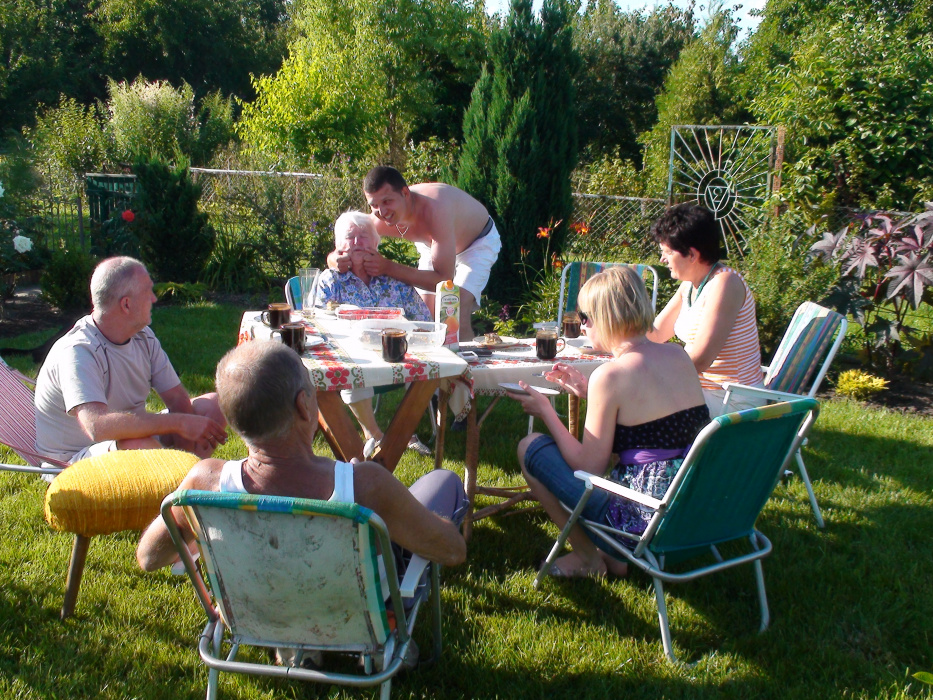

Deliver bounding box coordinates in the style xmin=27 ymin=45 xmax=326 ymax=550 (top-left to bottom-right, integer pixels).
xmin=363 ymin=166 xmax=408 ymax=194
xmin=650 ymin=203 xmax=721 ymax=263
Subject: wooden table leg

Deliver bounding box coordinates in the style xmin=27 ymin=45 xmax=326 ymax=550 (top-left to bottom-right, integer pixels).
xmin=316 ymin=391 xmax=364 ymax=463
xmin=462 ymin=401 xmax=479 ymax=541
xmin=373 ymin=379 xmax=440 ymax=473
xmin=434 ymin=387 xmax=449 ymax=471
xmin=568 ymin=394 xmax=580 ymax=439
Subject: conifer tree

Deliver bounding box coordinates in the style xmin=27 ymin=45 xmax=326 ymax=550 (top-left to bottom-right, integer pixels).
xmin=457 ymin=0 xmax=579 ymax=302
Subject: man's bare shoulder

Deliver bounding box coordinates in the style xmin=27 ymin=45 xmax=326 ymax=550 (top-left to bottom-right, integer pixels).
xmin=179 ymin=457 xmax=227 ymax=491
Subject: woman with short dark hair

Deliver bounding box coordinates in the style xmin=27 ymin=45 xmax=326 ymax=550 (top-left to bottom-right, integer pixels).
xmin=648 ymin=203 xmax=764 ymax=415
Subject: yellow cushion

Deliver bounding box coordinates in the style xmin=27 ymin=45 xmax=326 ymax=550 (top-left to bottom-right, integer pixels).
xmin=45 ymin=449 xmax=199 ymax=537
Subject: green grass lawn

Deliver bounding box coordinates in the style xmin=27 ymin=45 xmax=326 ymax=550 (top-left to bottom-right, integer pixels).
xmin=2 ymin=303 xmax=932 ymax=699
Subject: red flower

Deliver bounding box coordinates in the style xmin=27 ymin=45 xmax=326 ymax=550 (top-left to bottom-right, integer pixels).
xmin=537 ymin=227 xmax=551 ymax=239
xmin=122 ymin=210 xmax=135 ymax=223
xmin=325 ymin=366 xmax=350 ymax=382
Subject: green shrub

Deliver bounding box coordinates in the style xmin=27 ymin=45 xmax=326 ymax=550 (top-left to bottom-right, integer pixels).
xmin=153 ymin=282 xmax=208 ymax=304
xmin=40 ymin=249 xmax=96 ymax=311
xmin=835 ymin=369 xmax=888 ymax=401
xmin=108 ymin=77 xmax=200 ymax=162
xmin=132 ymin=156 xmax=214 ymax=284
xmin=738 ymin=218 xmax=839 ymax=358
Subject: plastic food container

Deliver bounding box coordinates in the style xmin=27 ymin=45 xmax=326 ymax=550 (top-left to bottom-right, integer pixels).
xmin=357 ymin=320 xmax=446 ymax=350
xmin=336 ymin=306 xmax=405 ymax=321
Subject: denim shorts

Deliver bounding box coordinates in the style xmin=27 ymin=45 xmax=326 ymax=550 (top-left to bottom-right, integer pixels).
xmin=524 ymin=435 xmax=612 ymax=545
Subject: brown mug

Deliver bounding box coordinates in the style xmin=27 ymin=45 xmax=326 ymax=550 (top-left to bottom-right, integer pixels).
xmin=381 ymin=328 xmax=408 ymax=363
xmin=261 ymin=303 xmax=292 ymax=329
xmin=535 ymin=328 xmax=566 ymax=361
xmin=274 ymin=322 xmax=306 ymax=354
xmin=562 ymin=312 xmax=582 ymax=339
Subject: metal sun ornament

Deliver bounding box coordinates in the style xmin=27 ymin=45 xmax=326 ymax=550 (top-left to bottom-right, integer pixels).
xmin=667 ymin=125 xmax=781 ymax=256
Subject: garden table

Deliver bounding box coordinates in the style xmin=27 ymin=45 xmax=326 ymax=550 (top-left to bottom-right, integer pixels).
xmin=440 ymin=338 xmax=612 ymax=538
xmin=238 ymin=312 xmax=468 ymax=472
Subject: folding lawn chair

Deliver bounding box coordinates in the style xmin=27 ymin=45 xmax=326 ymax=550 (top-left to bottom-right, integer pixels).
xmin=556 ymin=261 xmax=659 ymax=327
xmin=722 ymin=302 xmax=847 ymax=528
xmin=534 ymin=399 xmax=819 ymax=665
xmin=0 ymin=355 xmax=67 ymax=474
xmin=164 ymin=489 xmax=443 ymax=700
xmin=285 ymin=275 xmax=303 ymax=311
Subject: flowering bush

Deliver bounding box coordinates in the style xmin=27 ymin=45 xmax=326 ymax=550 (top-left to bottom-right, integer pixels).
xmin=0 ymin=179 xmax=43 ymax=301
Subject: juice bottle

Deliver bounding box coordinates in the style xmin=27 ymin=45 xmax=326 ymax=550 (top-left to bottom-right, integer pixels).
xmin=435 ymin=280 xmax=460 ymax=350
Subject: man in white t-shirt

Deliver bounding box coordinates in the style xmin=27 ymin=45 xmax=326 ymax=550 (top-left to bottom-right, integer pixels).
xmin=34 ymin=256 xmax=228 ymax=465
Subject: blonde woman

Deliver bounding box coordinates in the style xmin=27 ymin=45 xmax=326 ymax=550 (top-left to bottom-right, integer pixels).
xmin=510 ymin=267 xmax=709 ymax=579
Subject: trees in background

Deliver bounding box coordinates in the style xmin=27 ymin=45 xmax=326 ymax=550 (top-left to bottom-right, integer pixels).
xmin=0 ymin=0 xmax=288 ymax=135
xmin=637 ymin=7 xmax=743 ymax=196
xmin=237 ymin=0 xmax=486 ymax=165
xmin=572 ymin=0 xmax=695 ymax=165
xmin=457 ymin=0 xmax=579 ymax=302
xmin=742 ymin=0 xmax=933 ymax=211
xmin=94 ymin=0 xmax=287 ymax=102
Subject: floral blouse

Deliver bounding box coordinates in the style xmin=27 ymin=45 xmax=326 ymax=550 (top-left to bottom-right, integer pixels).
xmin=314 ymin=270 xmax=432 ymax=322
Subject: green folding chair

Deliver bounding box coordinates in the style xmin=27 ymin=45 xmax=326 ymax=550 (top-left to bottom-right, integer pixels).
xmin=534 ymin=399 xmax=819 ymax=665
xmin=722 ymin=302 xmax=847 ymax=527
xmin=164 ymin=490 xmax=442 ymax=700
xmin=556 ymin=261 xmax=659 ymax=326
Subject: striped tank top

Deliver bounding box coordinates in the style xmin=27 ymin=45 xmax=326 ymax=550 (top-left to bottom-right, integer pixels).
xmin=673 ymin=265 xmax=763 ymax=391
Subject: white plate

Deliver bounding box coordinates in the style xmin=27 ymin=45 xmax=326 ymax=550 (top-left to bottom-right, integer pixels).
xmin=499 ymin=382 xmax=560 ymax=396
xmin=475 ymin=336 xmax=526 ymax=350
xmin=566 ymin=337 xmax=592 ymax=348
xmin=305 ymin=335 xmax=326 ymax=348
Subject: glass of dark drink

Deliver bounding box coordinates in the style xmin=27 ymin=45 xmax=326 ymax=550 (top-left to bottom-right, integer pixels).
xmin=274 ymin=322 xmax=306 ymax=354
xmin=562 ymin=311 xmax=581 ymax=339
xmin=261 ymin=303 xmax=292 ymax=329
xmin=535 ymin=328 xmax=565 ymax=361
xmin=381 ymin=329 xmax=408 ymax=363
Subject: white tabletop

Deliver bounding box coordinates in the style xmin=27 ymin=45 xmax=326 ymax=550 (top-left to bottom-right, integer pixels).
xmin=239 ymin=312 xmax=469 ymax=392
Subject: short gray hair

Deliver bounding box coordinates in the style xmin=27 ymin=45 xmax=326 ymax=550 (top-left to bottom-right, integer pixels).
xmin=90 ymin=257 xmax=147 ymax=311
xmin=334 ymin=210 xmax=379 ymax=249
xmin=215 ymin=342 xmax=312 ymax=444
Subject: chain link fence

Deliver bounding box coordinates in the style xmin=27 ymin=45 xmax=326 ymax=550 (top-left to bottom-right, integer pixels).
xmin=568 ymin=193 xmax=666 ymax=260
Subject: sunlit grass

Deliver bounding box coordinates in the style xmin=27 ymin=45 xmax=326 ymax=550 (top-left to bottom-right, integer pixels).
xmin=2 ymin=304 xmax=932 ymax=699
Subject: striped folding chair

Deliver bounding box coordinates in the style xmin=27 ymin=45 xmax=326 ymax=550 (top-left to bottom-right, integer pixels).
xmin=556 ymin=261 xmax=660 ymax=327
xmin=164 ymin=490 xmax=442 ymax=700
xmin=722 ymin=302 xmax=847 ymax=527
xmin=0 ymin=356 xmax=67 ymax=474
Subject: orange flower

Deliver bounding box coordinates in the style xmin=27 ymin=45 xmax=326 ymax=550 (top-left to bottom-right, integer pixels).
xmin=571 ymin=221 xmax=589 ymax=235
xmin=537 ymin=227 xmax=551 ymax=239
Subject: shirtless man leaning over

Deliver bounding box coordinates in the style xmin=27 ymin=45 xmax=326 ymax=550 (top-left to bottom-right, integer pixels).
xmin=328 ymin=166 xmax=501 ymax=341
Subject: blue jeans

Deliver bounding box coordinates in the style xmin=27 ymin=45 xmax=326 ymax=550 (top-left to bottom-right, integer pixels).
xmin=524 ymin=435 xmax=614 ymax=550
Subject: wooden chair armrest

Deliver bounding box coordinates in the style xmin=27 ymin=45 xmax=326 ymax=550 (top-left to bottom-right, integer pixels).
xmin=573 ymin=470 xmax=662 ymax=510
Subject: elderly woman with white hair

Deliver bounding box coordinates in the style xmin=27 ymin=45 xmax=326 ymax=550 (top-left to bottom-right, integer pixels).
xmin=314 ymin=210 xmax=433 ymax=456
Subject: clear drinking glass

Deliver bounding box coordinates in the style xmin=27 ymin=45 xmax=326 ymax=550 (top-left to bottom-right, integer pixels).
xmin=299 ymin=268 xmax=320 ymax=319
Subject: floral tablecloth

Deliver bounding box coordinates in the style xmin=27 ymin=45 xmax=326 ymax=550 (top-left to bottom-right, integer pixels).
xmin=238 ymin=312 xmax=469 ymax=392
